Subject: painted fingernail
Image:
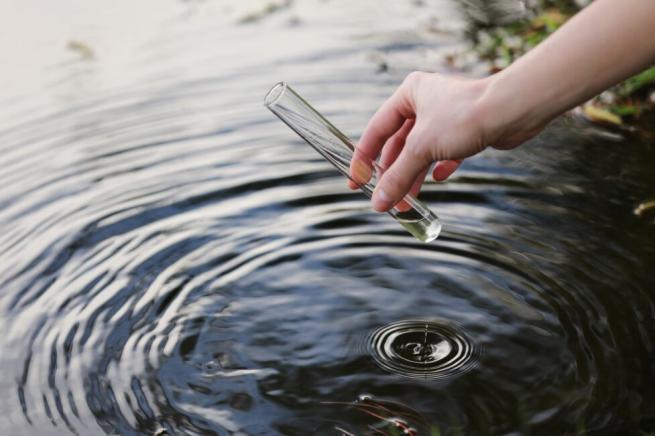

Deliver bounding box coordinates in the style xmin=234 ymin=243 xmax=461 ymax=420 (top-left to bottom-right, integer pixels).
xmin=395 ymin=198 xmax=411 ymax=212
xmin=352 ymin=159 xmax=373 ymax=186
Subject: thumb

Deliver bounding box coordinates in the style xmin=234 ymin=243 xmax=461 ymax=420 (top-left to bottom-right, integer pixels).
xmin=371 ymin=128 xmax=431 ymax=212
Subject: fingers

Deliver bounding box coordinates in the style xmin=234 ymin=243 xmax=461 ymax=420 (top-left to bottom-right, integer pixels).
xmin=348 ymin=158 xmax=373 ymax=189
xmin=371 ymin=128 xmax=431 ymax=212
xmin=394 ymin=166 xmax=429 ymax=212
xmin=356 ymin=84 xmax=415 ymax=162
xmin=409 ymin=166 xmax=429 ymax=198
xmin=379 ymin=119 xmax=415 ymax=170
xmin=432 ymin=159 xmax=462 ymax=181
xmin=348 ymin=118 xmax=415 ymax=190
xmin=349 ymin=77 xmax=416 ymax=188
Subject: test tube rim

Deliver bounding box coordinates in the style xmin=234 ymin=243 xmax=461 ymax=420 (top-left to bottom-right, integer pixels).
xmin=264 ymin=82 xmax=288 ymax=108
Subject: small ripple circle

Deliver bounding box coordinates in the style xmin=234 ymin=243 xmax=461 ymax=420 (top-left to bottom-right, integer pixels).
xmin=367 ymin=320 xmax=478 ymax=380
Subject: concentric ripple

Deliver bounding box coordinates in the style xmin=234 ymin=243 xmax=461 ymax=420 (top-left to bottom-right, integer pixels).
xmin=368 ymin=320 xmax=478 ymax=380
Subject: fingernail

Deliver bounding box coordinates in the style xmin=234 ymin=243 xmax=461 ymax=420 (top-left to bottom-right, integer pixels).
xmin=352 ymin=159 xmax=372 ymax=186
xmin=377 ymin=188 xmax=391 ymax=202
xmin=373 ymin=188 xmax=392 ymax=210
xmin=395 ymin=198 xmax=411 ymax=212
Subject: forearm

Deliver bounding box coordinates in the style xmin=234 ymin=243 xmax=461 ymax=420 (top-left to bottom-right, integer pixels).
xmin=356 ymin=0 xmax=655 ymax=210
xmin=483 ymin=0 xmax=655 ymax=133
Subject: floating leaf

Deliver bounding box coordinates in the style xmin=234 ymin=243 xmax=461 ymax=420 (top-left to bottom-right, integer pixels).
xmin=581 ymin=104 xmax=622 ymax=125
xmin=617 ymin=66 xmax=655 ymax=98
xmin=67 ymin=40 xmax=94 ymax=60
xmin=237 ymin=0 xmax=292 ymax=24
xmin=634 ymin=199 xmax=655 ymax=217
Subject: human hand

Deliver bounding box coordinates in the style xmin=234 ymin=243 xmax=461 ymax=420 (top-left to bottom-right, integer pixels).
xmin=349 ymin=72 xmax=545 ymax=212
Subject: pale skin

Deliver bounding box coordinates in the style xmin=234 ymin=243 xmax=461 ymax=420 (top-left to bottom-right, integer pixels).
xmin=349 ymin=0 xmax=655 ymax=212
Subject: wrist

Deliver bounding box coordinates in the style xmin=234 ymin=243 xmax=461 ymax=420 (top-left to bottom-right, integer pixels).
xmin=475 ymin=69 xmax=552 ymax=147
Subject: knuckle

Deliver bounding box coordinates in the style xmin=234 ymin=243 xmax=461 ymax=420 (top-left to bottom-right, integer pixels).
xmin=432 ymin=145 xmax=453 ymax=162
xmin=407 ymin=145 xmax=428 ymax=165
xmin=404 ymin=71 xmax=424 ymax=88
xmin=382 ymin=167 xmax=407 ymax=196
xmin=405 ymin=131 xmax=431 ymax=163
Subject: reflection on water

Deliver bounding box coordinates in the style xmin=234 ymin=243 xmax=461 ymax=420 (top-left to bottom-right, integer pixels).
xmin=1 ymin=0 xmax=655 ymax=435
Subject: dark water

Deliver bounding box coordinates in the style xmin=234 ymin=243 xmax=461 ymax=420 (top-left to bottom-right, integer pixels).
xmin=1 ymin=1 xmax=655 ymax=435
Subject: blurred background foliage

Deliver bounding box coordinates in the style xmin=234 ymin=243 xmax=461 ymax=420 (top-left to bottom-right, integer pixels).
xmin=457 ymin=0 xmax=655 ymax=128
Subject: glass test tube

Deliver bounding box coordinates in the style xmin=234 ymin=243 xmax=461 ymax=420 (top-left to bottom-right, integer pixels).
xmin=264 ymin=82 xmax=441 ymax=242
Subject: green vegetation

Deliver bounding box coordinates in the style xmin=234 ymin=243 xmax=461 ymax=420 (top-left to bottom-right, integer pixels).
xmin=464 ymin=0 xmax=655 ymax=127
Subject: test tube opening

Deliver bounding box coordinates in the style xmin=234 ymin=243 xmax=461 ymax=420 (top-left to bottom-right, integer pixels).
xmin=264 ymin=82 xmax=287 ymax=108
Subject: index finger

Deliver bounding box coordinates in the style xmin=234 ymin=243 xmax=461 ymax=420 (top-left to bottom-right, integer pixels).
xmin=356 ymin=85 xmax=415 ymax=163
xmin=350 ymin=83 xmax=414 ymax=188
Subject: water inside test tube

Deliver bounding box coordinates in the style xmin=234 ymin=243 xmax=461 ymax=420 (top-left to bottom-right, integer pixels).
xmin=392 ymin=208 xmax=441 ymax=242
xmin=350 ymin=158 xmax=441 ymax=242
xmin=360 ymin=164 xmax=441 ymax=242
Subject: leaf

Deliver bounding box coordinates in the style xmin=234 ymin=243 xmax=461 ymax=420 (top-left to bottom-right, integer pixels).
xmin=634 ymin=199 xmax=655 ymax=217
xmin=67 ymin=40 xmax=94 ymax=60
xmin=524 ymin=30 xmax=548 ymax=47
xmin=237 ymin=0 xmax=292 ymax=24
xmin=582 ymin=104 xmax=623 ymax=125
xmin=531 ymin=9 xmax=568 ymax=32
xmin=609 ymin=103 xmax=644 ymax=117
xmin=617 ymin=66 xmax=655 ymax=97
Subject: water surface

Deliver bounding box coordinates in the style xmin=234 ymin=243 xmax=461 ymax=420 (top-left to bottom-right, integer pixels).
xmin=1 ymin=1 xmax=654 ymax=434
